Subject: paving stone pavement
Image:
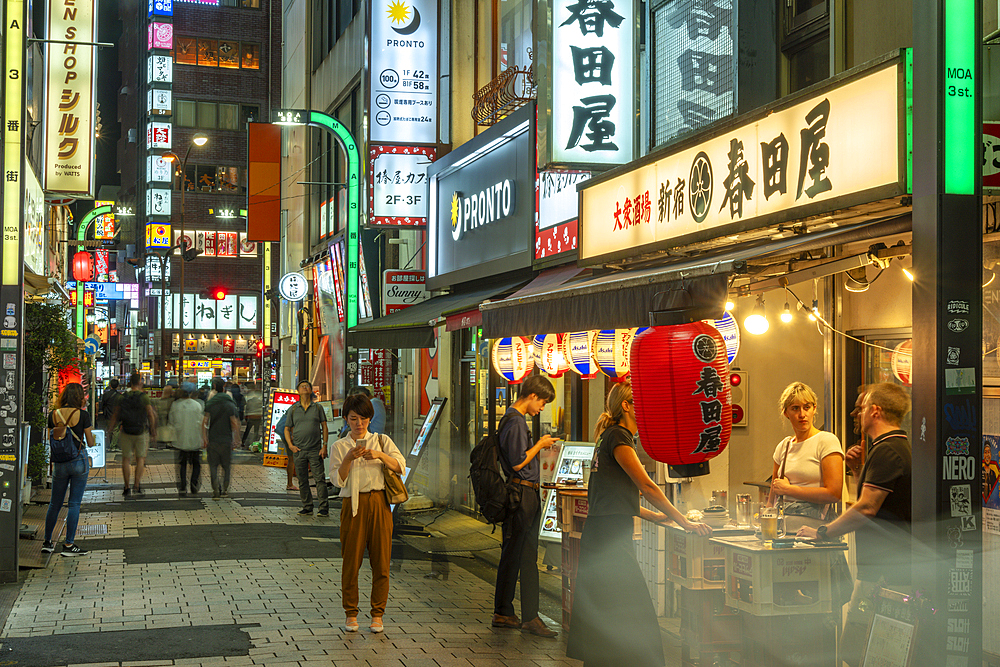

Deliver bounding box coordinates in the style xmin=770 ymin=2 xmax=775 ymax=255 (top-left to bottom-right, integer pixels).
xmin=1 ymin=453 xmax=581 ymax=667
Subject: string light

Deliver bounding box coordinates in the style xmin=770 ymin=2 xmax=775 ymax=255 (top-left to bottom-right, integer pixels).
xmin=781 ymin=302 xmax=793 ymax=323
xmin=743 ymin=295 xmax=769 ymax=335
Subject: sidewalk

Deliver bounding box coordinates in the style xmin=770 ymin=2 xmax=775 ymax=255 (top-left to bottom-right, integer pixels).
xmin=1 ymin=453 xmax=580 ymax=667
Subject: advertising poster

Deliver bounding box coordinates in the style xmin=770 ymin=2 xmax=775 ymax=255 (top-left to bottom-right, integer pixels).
xmin=265 ymin=389 xmax=298 ymax=454
xmin=984 ymin=435 xmax=1000 ymax=535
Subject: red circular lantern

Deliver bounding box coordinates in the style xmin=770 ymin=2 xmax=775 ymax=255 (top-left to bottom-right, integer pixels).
xmin=72 ymin=251 xmax=94 ymax=282
xmin=891 ymin=339 xmax=912 ymax=385
xmin=631 ymin=323 xmax=732 ymax=477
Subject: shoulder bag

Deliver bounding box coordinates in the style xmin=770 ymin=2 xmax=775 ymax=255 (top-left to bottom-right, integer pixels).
xmin=378 ymin=434 xmax=409 ymax=504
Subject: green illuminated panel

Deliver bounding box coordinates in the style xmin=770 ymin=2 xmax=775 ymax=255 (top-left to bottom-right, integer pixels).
xmin=905 ymin=48 xmax=913 ymax=195
xmin=309 ymin=111 xmax=361 ymax=329
xmin=943 ymin=0 xmax=976 ymax=195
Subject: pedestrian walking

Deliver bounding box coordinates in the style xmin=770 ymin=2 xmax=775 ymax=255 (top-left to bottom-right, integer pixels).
xmin=156 ymin=383 xmax=178 ymax=449
xmin=42 ymin=382 xmax=95 ymax=557
xmin=110 ymin=373 xmax=157 ymax=497
xmin=97 ymin=378 xmax=121 ymax=433
xmin=203 ymin=378 xmax=241 ymax=498
xmin=284 ymin=380 xmax=329 ymax=516
xmin=241 ymin=382 xmax=263 ymax=447
xmin=170 ymin=382 xmax=206 ymax=496
xmin=328 ymin=392 xmax=406 ymax=634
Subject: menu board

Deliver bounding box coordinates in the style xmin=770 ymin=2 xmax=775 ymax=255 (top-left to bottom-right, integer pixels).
xmin=265 ymin=389 xmax=299 ymax=454
xmin=539 ymin=441 xmax=595 ymax=542
xmin=410 ymin=398 xmax=446 ymax=458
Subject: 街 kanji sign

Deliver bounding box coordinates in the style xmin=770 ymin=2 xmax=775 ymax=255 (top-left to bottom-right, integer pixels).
xmin=579 ymin=62 xmax=903 ymax=263
xmin=550 ymin=0 xmax=634 ymax=165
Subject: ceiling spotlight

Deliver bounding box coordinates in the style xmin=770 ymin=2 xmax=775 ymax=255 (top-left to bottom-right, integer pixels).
xmin=780 ymin=302 xmax=793 ymax=323
xmin=743 ymin=296 xmax=769 ymax=335
xmin=844 ymin=266 xmax=870 ymax=293
xmin=902 ymin=266 xmax=914 ymax=282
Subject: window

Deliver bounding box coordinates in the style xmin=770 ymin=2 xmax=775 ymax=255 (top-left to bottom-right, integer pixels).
xmin=219 ymin=40 xmax=240 ymax=68
xmin=498 ymin=0 xmax=533 ymax=73
xmin=241 ymin=105 xmax=259 ymax=124
xmin=176 ymin=164 xmax=246 ymax=194
xmin=219 ymin=103 xmax=240 ymax=130
xmin=782 ymin=0 xmax=829 ymax=94
xmin=175 ymin=100 xmax=196 ymax=127
xmin=198 ymin=38 xmax=219 ymax=66
xmin=220 ymin=0 xmax=260 ymax=6
xmin=175 ymin=100 xmax=247 ymax=130
xmin=174 ymin=36 xmax=262 ymax=69
xmin=196 ymin=101 xmax=217 ymax=129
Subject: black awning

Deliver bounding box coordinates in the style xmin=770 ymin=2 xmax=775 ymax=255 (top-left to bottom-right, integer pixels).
xmin=480 ymin=216 xmax=912 ymax=337
xmin=349 ymin=276 xmax=528 ymax=349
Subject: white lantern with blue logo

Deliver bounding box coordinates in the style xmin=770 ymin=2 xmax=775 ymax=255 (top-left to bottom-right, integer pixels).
xmin=534 ymin=333 xmax=570 ymax=377
xmin=567 ymin=331 xmax=600 ymax=379
xmin=593 ymin=329 xmax=636 ymax=381
xmin=492 ymin=337 xmax=534 ymax=384
xmin=705 ymin=312 xmax=741 ymax=364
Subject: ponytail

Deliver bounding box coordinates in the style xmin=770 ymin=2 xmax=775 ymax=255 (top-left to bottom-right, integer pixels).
xmin=593 ymin=381 xmax=634 ymax=441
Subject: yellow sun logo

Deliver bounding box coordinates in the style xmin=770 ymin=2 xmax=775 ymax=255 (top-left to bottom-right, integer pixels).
xmin=451 ymin=193 xmax=460 ymax=229
xmin=387 ymin=0 xmax=411 ymax=24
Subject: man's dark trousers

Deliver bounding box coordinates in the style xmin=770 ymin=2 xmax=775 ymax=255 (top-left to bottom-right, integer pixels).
xmin=494 ymin=488 xmax=541 ymax=621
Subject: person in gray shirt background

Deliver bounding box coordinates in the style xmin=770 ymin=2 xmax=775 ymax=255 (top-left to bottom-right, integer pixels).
xmin=285 ymin=380 xmax=330 ymax=517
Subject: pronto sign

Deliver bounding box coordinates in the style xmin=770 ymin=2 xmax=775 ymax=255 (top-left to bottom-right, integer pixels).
xmin=44 ymin=0 xmax=97 ymax=197
xmin=579 ymin=61 xmax=904 ymax=264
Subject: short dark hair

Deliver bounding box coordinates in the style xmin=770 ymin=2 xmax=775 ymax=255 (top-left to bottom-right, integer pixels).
xmin=866 ymin=383 xmax=911 ymax=426
xmin=348 ymin=385 xmax=372 ymax=397
xmin=297 ymin=380 xmax=312 ymax=390
xmin=212 ymin=378 xmax=225 ymax=393
xmin=128 ymin=372 xmax=141 ymax=388
xmin=342 ymin=393 xmax=374 ymax=420
xmin=518 ymin=374 xmax=555 ymax=402
xmin=109 ymin=379 xmax=119 ymax=389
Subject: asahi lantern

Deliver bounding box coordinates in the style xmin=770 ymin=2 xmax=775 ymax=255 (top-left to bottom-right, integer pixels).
xmin=706 ymin=312 xmax=741 ymax=364
xmin=492 ymin=337 xmax=534 ymax=384
xmin=567 ymin=331 xmax=600 ymax=379
xmin=891 ymin=339 xmax=913 ymax=386
xmin=631 ymin=323 xmax=732 ymax=477
xmin=593 ymin=329 xmax=635 ymax=381
xmin=534 ymin=333 xmax=570 ymax=377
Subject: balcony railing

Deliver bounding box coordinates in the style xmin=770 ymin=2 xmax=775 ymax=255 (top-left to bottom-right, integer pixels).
xmin=471 ymin=65 xmax=536 ymax=127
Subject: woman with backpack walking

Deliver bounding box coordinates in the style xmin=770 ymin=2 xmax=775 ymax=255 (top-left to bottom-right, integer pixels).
xmin=42 ymin=382 xmax=95 ymax=557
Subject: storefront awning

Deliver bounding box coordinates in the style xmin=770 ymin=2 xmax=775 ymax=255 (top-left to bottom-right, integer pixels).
xmin=349 ymin=276 xmax=528 ymax=349
xmin=480 ymin=216 xmax=912 ymax=337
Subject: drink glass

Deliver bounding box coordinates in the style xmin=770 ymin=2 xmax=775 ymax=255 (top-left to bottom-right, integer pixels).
xmin=760 ymin=506 xmax=785 ymax=541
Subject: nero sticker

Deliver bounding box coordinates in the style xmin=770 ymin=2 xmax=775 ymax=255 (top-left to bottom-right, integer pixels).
xmin=944 ymin=455 xmax=976 ymax=480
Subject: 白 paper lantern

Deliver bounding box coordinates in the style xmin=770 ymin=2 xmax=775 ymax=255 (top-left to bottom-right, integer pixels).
xmin=72 ymin=251 xmax=94 ymax=282
xmin=631 ymin=323 xmax=732 ymax=477
xmin=492 ymin=337 xmax=534 ymax=384
xmin=534 ymin=333 xmax=570 ymax=377
xmin=891 ymin=339 xmax=912 ymax=386
xmin=705 ymin=312 xmax=741 ymax=364
xmin=567 ymin=331 xmax=600 ymax=379
xmin=593 ymin=329 xmax=635 ymax=381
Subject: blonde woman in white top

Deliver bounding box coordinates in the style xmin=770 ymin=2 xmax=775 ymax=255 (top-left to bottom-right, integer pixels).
xmin=329 ymin=392 xmax=406 ymax=635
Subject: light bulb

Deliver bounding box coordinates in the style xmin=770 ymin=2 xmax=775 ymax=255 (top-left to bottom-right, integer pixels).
xmin=743 ymin=298 xmax=769 ymax=335
xmin=780 ymin=303 xmax=793 ymax=323
xmin=725 ymin=300 xmax=735 ymax=311
xmin=902 ymin=267 xmax=914 ymax=281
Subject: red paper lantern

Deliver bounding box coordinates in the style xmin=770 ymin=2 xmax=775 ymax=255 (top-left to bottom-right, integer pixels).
xmin=72 ymin=251 xmax=94 ymax=282
xmin=630 ymin=322 xmax=732 ymax=477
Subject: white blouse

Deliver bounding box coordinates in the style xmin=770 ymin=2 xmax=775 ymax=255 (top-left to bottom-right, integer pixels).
xmin=329 ymin=432 xmax=406 ymax=513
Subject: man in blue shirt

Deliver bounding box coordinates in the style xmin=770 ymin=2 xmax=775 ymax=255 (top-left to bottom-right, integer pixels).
xmin=492 ymin=375 xmax=559 ymax=638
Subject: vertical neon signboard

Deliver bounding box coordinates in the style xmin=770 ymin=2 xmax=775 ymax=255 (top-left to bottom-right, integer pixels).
xmin=943 ymin=0 xmax=976 ymax=195
xmin=3 ymin=0 xmax=24 ymax=285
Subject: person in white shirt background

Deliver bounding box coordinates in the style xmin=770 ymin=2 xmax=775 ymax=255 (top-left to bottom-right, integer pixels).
xmin=328 ymin=392 xmax=406 ymax=635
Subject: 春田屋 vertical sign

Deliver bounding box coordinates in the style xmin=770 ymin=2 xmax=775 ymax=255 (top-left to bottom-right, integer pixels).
xmin=44 ymin=0 xmax=98 ymax=196
xmin=549 ymin=0 xmax=634 ymax=166
xmin=370 ymin=0 xmax=438 ymax=145
xmin=943 ymin=0 xmax=976 ymax=195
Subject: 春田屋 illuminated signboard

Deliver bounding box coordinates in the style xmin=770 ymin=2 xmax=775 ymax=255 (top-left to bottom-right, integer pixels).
xmin=579 ymin=61 xmax=904 ymax=264
xmin=369 ymin=0 xmax=438 ymax=144
xmin=44 ymin=0 xmax=98 ymax=196
xmin=543 ymin=0 xmax=634 ymax=168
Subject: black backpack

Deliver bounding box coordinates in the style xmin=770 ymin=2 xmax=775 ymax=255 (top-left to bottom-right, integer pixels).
xmin=469 ymin=412 xmax=518 ymax=526
xmin=119 ymin=391 xmax=148 ymax=435
xmin=49 ymin=409 xmax=84 ymax=463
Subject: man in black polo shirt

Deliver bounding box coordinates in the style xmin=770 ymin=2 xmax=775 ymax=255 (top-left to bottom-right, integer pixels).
xmin=797 ymin=382 xmax=912 ymax=667
xmin=492 ymin=375 xmax=559 ymax=638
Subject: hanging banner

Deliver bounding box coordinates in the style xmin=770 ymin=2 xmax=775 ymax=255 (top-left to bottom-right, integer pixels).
xmin=369 ymin=0 xmax=439 ymax=144
xmin=43 ymin=0 xmax=98 ymax=196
